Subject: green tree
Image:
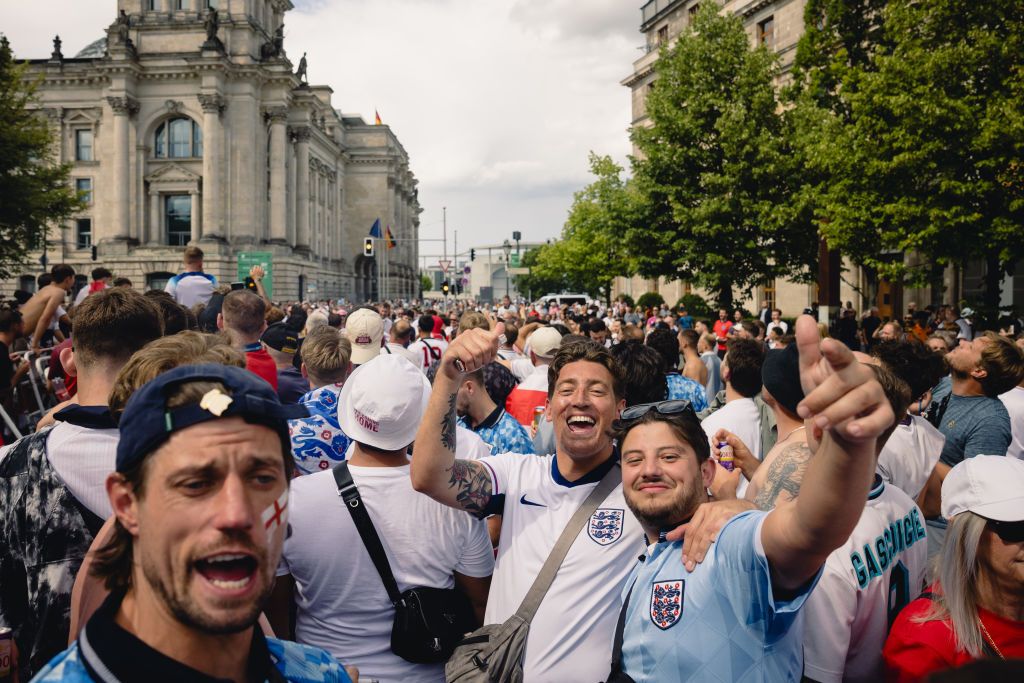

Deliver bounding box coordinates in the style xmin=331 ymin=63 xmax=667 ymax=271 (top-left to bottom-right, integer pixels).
xmin=0 ymin=37 xmax=83 ymax=277
xmin=518 ymin=154 xmax=637 ymax=303
xmin=797 ymin=0 xmax=1024 ymax=313
xmin=629 ymin=2 xmax=817 ymax=310
xmin=513 ymin=244 xmax=570 ymax=300
xmin=419 ymin=273 xmax=432 ymax=293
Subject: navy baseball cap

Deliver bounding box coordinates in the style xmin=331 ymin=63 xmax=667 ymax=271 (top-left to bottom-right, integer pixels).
xmin=116 ymin=364 xmax=308 ymax=472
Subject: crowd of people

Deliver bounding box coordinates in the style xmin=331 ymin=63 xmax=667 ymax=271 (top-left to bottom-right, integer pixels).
xmin=0 ymin=252 xmax=1022 ymax=682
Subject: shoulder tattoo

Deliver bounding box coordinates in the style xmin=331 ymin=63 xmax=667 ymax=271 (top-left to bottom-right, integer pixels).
xmin=752 ymin=441 xmax=812 ymax=511
xmin=446 ymin=459 xmax=492 ymax=518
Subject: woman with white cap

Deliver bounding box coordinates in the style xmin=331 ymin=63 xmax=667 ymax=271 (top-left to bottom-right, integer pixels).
xmin=884 ymin=455 xmax=1024 ymax=680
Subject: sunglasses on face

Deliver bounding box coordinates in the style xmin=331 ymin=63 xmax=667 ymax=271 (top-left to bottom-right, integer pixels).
xmin=620 ymin=399 xmax=697 ymax=422
xmin=988 ymin=519 xmax=1024 ymax=544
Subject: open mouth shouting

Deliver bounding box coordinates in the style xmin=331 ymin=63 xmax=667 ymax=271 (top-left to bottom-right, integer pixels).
xmin=194 ymin=551 xmax=259 ymax=595
xmin=566 ymin=414 xmax=598 ymax=434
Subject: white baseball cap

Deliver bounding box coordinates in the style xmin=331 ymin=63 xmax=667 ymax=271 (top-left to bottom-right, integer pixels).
xmin=529 ymin=326 xmax=563 ymax=359
xmin=345 ymin=308 xmax=384 ymax=365
xmin=337 ymin=355 xmax=430 ymax=451
xmin=941 ymin=455 xmax=1024 ymax=522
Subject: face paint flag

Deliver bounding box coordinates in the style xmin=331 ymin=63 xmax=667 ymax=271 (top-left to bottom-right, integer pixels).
xmin=262 ymin=488 xmax=289 ymax=535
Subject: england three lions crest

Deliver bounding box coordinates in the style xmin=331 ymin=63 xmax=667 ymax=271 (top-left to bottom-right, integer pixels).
xmin=650 ymin=580 xmax=684 ymax=630
xmin=587 ymin=508 xmax=624 ymax=546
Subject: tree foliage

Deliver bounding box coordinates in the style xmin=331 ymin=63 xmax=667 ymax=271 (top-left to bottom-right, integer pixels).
xmin=793 ymin=0 xmax=1024 ymax=312
xmin=0 ymin=37 xmax=83 ymax=278
xmin=628 ymin=2 xmax=817 ymax=310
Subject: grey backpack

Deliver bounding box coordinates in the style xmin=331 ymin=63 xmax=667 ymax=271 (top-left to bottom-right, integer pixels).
xmin=444 ymin=464 xmax=621 ymax=682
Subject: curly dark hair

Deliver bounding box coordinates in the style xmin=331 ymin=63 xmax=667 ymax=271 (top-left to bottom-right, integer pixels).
xmin=871 ymin=340 xmax=948 ymax=401
xmin=610 ymin=341 xmax=667 ymax=406
xmin=547 ymin=339 xmax=625 ymax=400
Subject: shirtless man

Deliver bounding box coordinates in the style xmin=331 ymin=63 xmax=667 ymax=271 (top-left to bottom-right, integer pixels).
xmin=19 ymin=264 xmax=74 ymax=354
xmin=679 ymin=329 xmax=708 ymax=386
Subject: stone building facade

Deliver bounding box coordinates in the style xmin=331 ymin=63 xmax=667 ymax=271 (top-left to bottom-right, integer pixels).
xmin=14 ymin=0 xmax=420 ymax=302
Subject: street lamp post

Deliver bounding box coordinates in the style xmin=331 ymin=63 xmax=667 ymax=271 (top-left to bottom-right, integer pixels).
xmin=502 ymin=239 xmax=512 ymax=299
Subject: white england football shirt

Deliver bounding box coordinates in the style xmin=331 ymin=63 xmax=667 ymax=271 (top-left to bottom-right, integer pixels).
xmin=802 ymin=476 xmax=929 ymax=683
xmin=876 ymin=415 xmax=945 ymax=499
xmin=407 ymin=338 xmax=447 ymax=373
xmin=478 ymin=452 xmax=645 ymax=682
xmin=999 ymin=385 xmax=1024 ymax=459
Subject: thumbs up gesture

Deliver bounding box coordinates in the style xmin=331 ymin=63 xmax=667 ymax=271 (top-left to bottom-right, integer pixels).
xmin=440 ymin=322 xmax=506 ymax=381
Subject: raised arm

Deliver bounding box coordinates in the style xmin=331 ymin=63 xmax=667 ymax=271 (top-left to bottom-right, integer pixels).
xmin=31 ymin=295 xmax=61 ymax=352
xmin=761 ymin=316 xmax=894 ymax=592
xmin=410 ymin=324 xmax=504 ymax=517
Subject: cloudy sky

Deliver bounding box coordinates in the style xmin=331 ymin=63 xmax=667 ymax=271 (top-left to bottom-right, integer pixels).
xmin=0 ymin=0 xmax=641 ymax=264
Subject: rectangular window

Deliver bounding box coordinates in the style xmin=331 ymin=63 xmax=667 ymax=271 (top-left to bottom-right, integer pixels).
xmin=688 ymin=4 xmax=699 ymax=23
xmin=145 ymin=0 xmax=156 ymax=10
xmin=657 ymin=25 xmax=669 ymax=45
xmin=757 ymin=16 xmax=775 ymax=48
xmin=75 ymin=129 xmax=93 ymax=161
xmin=763 ymin=281 xmax=776 ymax=311
xmin=75 ymin=178 xmax=93 ymax=204
xmin=166 ymin=195 xmax=192 ymax=246
xmin=76 ymin=218 xmax=92 ymax=249
xmin=173 ymin=0 xmax=185 ymax=10
xmin=206 ymin=0 xmax=219 ymax=8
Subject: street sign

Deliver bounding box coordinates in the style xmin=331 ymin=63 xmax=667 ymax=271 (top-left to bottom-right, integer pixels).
xmin=510 ymin=253 xmax=521 ymax=268
xmin=238 ymin=252 xmax=273 ymax=297
xmin=438 ymin=259 xmax=452 ymax=273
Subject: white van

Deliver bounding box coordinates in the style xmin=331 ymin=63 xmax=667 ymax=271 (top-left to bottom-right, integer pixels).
xmin=535 ymin=293 xmax=590 ymax=309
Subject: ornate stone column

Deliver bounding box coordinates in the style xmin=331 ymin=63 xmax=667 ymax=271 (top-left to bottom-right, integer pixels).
xmin=291 ymin=126 xmax=311 ymax=251
xmin=106 ymin=96 xmax=138 ymax=241
xmin=190 ymin=189 xmax=202 ymax=243
xmin=265 ymin=107 xmax=288 ymax=243
xmin=198 ymin=93 xmax=225 ymax=241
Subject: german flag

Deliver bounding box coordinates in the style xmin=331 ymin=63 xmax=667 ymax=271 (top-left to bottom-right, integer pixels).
xmin=385 ymin=225 xmax=397 ymax=249
xmin=374 ymin=110 xmax=383 ymax=125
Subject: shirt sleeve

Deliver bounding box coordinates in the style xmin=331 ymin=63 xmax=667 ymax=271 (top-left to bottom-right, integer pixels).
xmin=801 ymin=560 xmax=857 ymax=683
xmin=713 ymin=510 xmax=820 ymax=639
xmin=455 ymin=518 xmax=496 ymax=578
xmin=477 ymin=451 xmax=528 ymax=516
xmin=962 ymin=412 xmax=1012 ymax=459
xmin=882 ymin=601 xmax=955 ymax=683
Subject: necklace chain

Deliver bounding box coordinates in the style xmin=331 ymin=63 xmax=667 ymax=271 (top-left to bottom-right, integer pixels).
xmin=978 ymin=617 xmax=1005 ymax=660
xmin=779 ymin=425 xmax=807 ymax=443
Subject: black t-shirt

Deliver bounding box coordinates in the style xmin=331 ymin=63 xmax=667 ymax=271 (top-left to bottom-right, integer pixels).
xmin=862 ymin=315 xmax=881 ymax=346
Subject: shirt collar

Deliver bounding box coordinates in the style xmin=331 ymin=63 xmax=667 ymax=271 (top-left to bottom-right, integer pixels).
xmin=473 ymin=404 xmax=505 ymax=431
xmin=54 ymin=404 xmax=117 ymax=430
xmin=80 ymin=591 xmax=274 ymax=683
xmin=244 ymin=342 xmax=263 ymax=353
xmin=867 ymin=473 xmax=885 ymax=501
xmin=550 ymin=448 xmax=619 ymax=488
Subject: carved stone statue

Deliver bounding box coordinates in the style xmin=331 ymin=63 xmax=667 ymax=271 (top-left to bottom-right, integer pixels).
xmin=115 ymin=10 xmax=130 ymax=46
xmin=296 ymin=52 xmax=308 ymax=84
xmin=204 ymin=9 xmax=219 ymax=42
xmin=260 ymin=26 xmax=284 ymax=60
xmin=51 ymin=35 xmax=63 ymax=61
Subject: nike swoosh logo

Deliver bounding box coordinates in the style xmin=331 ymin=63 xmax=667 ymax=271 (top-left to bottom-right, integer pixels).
xmin=520 ymin=494 xmax=546 ymax=507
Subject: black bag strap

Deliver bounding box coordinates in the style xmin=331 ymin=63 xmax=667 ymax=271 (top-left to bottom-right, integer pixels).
xmin=609 ymin=580 xmax=635 ymax=675
xmin=332 ymin=462 xmax=404 ymax=606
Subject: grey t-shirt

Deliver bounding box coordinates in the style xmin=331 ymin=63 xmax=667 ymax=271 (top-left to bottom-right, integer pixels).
xmin=937 ymin=394 xmax=1012 ymax=467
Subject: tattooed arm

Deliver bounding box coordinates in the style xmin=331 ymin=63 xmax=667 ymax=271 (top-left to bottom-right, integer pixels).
xmin=411 ymin=324 xmax=504 ymax=517
xmin=749 ymin=441 xmax=812 ymax=512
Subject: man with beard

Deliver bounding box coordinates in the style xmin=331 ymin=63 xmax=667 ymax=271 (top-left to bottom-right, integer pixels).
xmin=607 ymin=316 xmax=893 ymax=682
xmin=33 ymin=365 xmax=353 ymax=682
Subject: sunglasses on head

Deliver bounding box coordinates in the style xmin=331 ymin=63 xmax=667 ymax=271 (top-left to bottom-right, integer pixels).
xmin=988 ymin=519 xmax=1024 ymax=544
xmin=620 ymin=399 xmax=697 ymax=422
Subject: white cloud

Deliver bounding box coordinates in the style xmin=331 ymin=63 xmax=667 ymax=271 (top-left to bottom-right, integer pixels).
xmin=1 ymin=0 xmax=638 ymax=254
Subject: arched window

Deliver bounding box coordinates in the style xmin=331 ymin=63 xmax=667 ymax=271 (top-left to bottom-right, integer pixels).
xmin=154 ymin=117 xmax=202 ymax=159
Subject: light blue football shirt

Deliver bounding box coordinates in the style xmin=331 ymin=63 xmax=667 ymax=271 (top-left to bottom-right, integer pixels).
xmin=620 ymin=510 xmax=819 ymax=682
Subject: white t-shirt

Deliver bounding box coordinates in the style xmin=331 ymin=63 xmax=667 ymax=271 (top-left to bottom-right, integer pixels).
xmin=999 ymin=385 xmax=1024 ymax=460
xmin=478 ymin=453 xmax=644 ymax=682
xmin=456 ymin=426 xmax=493 ymax=461
xmin=46 ymin=421 xmax=118 ymax=519
xmin=380 ymin=342 xmax=419 ymax=367
xmin=509 ymin=357 xmax=535 ymax=382
xmin=407 ymin=338 xmax=448 ymax=374
xmin=280 ymin=465 xmax=494 ymax=683
xmin=164 ymin=271 xmax=216 ymax=308
xmin=803 ymin=478 xmax=928 ymax=683
xmin=700 ymin=397 xmax=762 ymax=498
xmin=768 ymin=319 xmax=788 ymax=334
xmin=876 ymin=415 xmax=945 ymax=499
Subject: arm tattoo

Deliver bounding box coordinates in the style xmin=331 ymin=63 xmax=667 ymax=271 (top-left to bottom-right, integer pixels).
xmin=752 ymin=442 xmax=812 ymax=511
xmin=440 ymin=392 xmax=457 ymax=453
xmin=446 ymin=459 xmax=493 ymax=518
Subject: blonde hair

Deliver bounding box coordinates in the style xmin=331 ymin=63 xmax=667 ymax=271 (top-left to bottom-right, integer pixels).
xmin=914 ymin=511 xmax=988 ymax=657
xmin=108 ymin=331 xmax=244 ymax=417
xmin=301 ymin=326 xmax=352 ymax=386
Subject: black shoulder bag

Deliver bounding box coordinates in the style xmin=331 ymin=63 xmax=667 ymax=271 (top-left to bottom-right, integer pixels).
xmin=333 ymin=462 xmax=476 ymax=663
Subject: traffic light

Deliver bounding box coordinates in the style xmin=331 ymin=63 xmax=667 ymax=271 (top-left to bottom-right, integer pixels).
xmin=363 ymin=237 xmax=374 ymax=257
xmin=442 ymin=280 xmax=450 ymax=295
xmin=470 ymin=248 xmax=476 ymax=261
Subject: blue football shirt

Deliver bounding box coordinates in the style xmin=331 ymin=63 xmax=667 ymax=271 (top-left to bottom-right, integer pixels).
xmin=620 ymin=510 xmax=819 ymax=682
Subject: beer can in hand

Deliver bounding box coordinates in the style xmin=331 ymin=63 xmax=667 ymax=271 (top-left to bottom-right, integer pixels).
xmin=0 ymin=626 xmax=13 ymax=681
xmin=717 ymin=441 xmax=735 ymax=472
xmin=533 ymin=406 xmax=546 ymax=431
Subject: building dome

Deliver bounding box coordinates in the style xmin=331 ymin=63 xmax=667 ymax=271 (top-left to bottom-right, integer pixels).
xmin=74 ymin=37 xmax=107 ymax=59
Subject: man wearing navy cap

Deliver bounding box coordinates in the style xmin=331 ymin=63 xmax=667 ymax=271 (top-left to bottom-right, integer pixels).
xmin=33 ymin=365 xmax=354 ymax=683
